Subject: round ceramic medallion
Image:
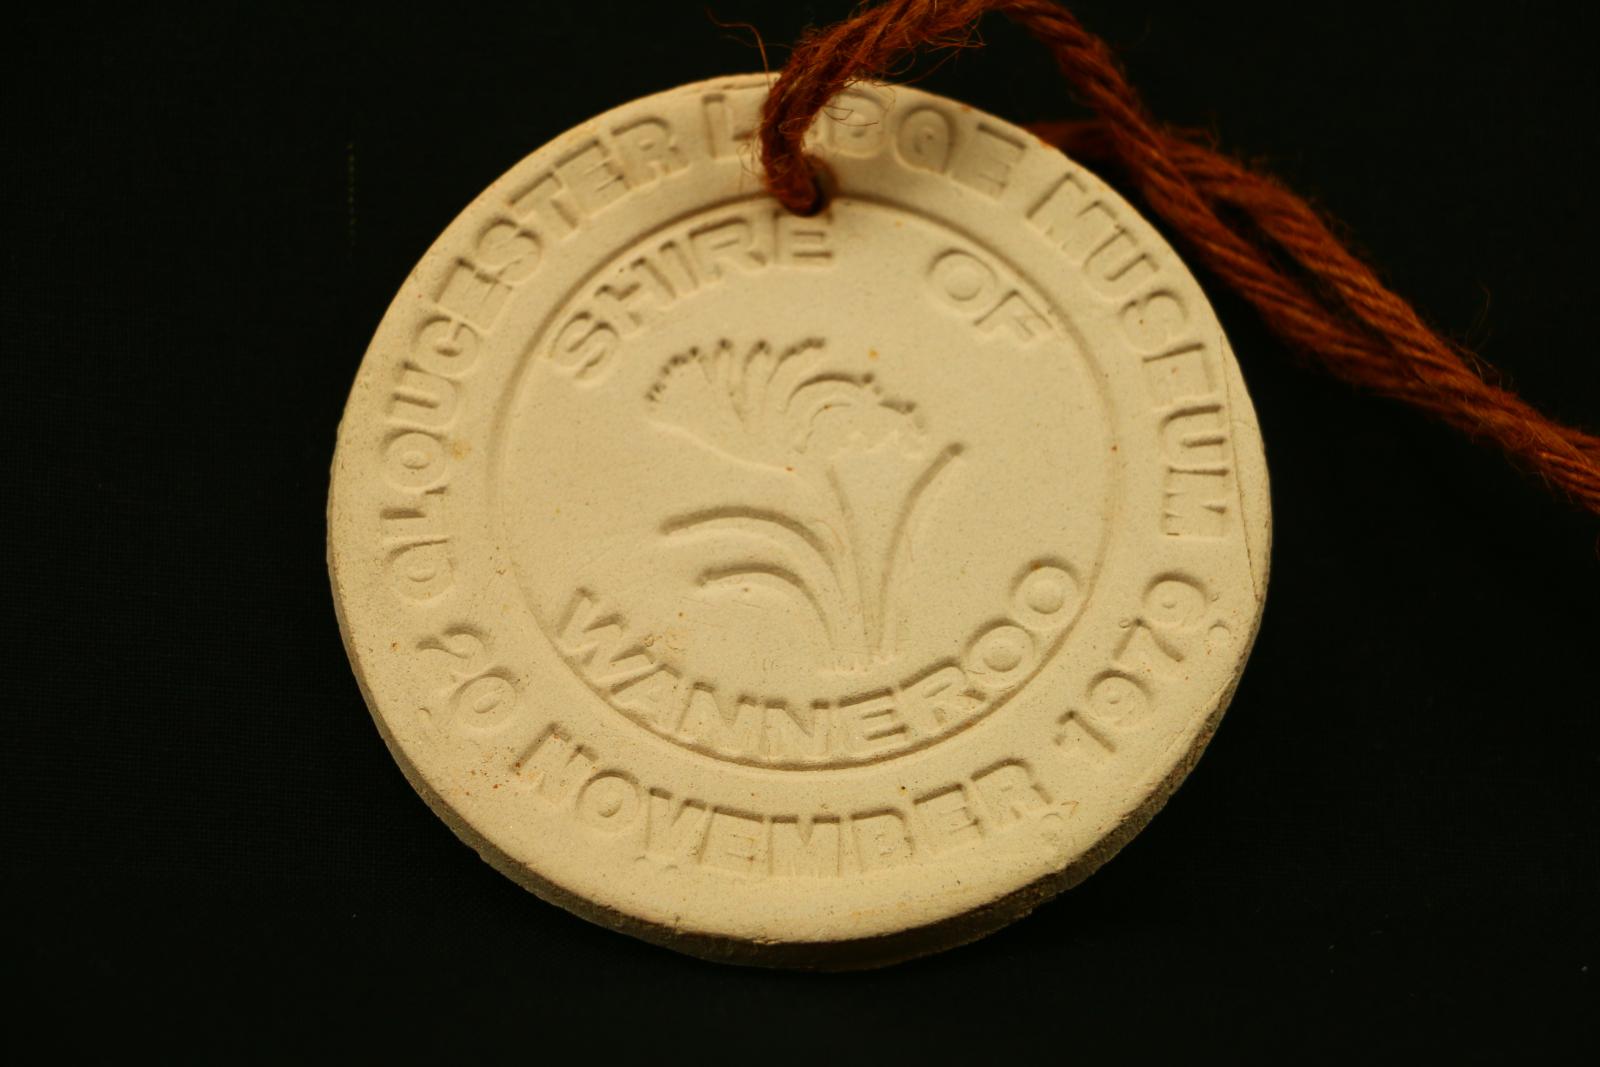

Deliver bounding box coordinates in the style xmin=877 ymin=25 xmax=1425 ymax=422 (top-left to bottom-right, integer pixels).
xmin=328 ymin=75 xmax=1270 ymax=967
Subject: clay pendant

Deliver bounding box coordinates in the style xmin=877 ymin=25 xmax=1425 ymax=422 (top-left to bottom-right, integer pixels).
xmin=328 ymin=76 xmax=1270 ymax=967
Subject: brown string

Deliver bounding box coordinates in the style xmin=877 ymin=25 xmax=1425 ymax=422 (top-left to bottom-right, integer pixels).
xmin=759 ymin=0 xmax=1600 ymax=514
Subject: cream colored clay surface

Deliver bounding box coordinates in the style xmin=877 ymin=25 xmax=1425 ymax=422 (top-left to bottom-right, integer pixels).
xmin=328 ymin=75 xmax=1271 ymax=968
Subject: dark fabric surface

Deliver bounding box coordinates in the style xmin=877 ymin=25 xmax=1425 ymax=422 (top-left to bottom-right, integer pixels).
xmin=4 ymin=2 xmax=1595 ymax=1057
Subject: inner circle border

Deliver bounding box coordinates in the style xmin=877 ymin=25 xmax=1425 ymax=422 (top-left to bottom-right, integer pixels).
xmin=486 ymin=191 xmax=1117 ymax=770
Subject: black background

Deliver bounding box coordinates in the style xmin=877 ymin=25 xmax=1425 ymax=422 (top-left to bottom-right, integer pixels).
xmin=6 ymin=1 xmax=1596 ymax=1057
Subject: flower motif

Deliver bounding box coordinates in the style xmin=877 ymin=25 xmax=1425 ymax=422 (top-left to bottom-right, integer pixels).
xmin=649 ymin=339 xmax=960 ymax=670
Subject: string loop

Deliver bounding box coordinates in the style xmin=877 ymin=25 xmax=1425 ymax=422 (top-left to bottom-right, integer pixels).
xmin=758 ymin=0 xmax=1600 ymax=514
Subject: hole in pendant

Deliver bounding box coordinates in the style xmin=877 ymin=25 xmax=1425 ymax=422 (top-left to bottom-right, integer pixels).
xmin=788 ymin=155 xmax=834 ymax=217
